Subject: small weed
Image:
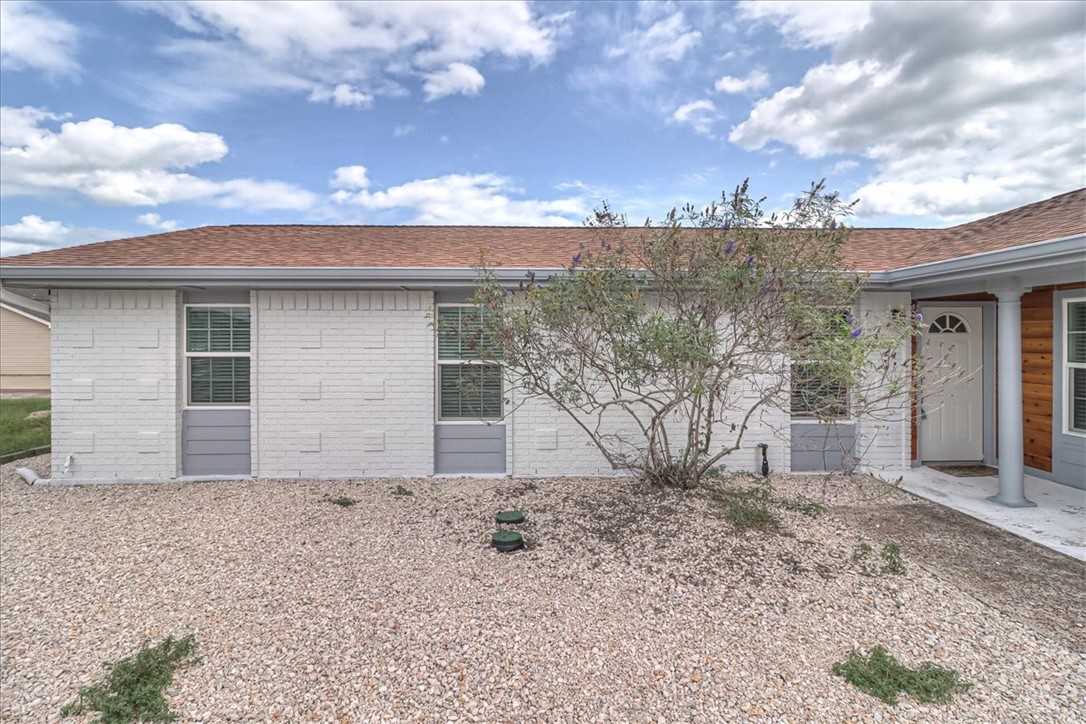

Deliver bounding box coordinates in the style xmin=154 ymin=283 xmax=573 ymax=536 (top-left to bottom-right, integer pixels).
xmin=713 ymin=484 xmax=829 ymax=532
xmin=832 ymin=646 xmax=971 ymax=706
xmin=60 ymin=635 xmax=200 ymax=723
xmin=329 ymin=496 xmax=357 ymax=507
xmin=854 ymin=540 xmax=874 ymax=561
xmin=775 ymin=495 xmax=826 ymax=517
xmin=880 ymin=542 xmax=906 ymax=575
xmin=713 ymin=486 xmax=778 ymax=530
xmin=393 ymin=485 xmax=414 ymax=497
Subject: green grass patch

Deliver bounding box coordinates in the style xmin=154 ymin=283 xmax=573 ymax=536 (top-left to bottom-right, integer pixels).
xmin=60 ymin=635 xmax=200 ymax=723
xmin=880 ymin=542 xmax=906 ymax=575
xmin=712 ymin=484 xmax=827 ymax=531
xmin=853 ymin=540 xmax=907 ymax=575
xmin=329 ymin=496 xmax=357 ymax=507
xmin=713 ymin=485 xmax=778 ymax=530
xmin=393 ymin=485 xmax=414 ymax=496
xmin=774 ymin=495 xmax=826 ymax=517
xmin=0 ymin=397 xmax=50 ymax=457
xmin=832 ymin=646 xmax=971 ymax=706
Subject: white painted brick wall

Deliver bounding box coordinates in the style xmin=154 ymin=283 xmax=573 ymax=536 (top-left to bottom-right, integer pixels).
xmin=854 ymin=291 xmax=913 ymax=473
xmin=505 ymin=373 xmax=790 ymax=477
xmin=50 ymin=290 xmax=180 ymax=482
xmin=254 ymin=290 xmax=434 ymax=477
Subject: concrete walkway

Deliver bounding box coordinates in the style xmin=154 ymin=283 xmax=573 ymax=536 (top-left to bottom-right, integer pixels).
xmin=899 ymin=467 xmax=1086 ymax=562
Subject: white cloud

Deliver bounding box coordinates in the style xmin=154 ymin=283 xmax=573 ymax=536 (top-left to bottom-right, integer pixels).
xmin=1 ymin=107 xmax=316 ymax=210
xmin=577 ymin=5 xmax=703 ymax=94
xmin=731 ymin=1 xmax=1086 ymax=221
xmin=829 ymin=159 xmax=860 ymax=175
xmin=604 ymin=10 xmax=702 ymax=64
xmin=714 ymin=69 xmax=770 ymax=94
xmin=423 ymin=63 xmax=485 ymax=101
xmin=736 ymin=0 xmax=872 ymax=48
xmin=669 ymin=100 xmax=721 ymax=137
xmin=330 ymin=165 xmax=371 ymax=190
xmin=0 ymin=106 xmax=65 ymax=146
xmin=330 ymin=171 xmax=587 ymax=225
xmin=131 ymin=1 xmax=563 ymax=108
xmin=0 ymin=215 xmax=123 ymax=256
xmin=135 ymin=212 xmax=178 ymax=231
xmin=308 ymin=83 xmax=374 ymax=108
xmin=0 ymin=0 xmax=80 ymax=75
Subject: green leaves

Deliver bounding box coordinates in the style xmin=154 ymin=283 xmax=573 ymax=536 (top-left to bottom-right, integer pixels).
xmin=832 ymin=646 xmax=972 ymax=706
xmin=470 ymin=179 xmax=922 ymax=488
xmin=60 ymin=635 xmax=200 ymax=723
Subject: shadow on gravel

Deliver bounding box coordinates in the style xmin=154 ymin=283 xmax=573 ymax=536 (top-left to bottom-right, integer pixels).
xmin=834 ymin=498 xmax=1086 ymax=650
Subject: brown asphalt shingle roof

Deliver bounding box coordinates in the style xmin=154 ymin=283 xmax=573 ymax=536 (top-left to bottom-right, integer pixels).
xmin=2 ymin=188 xmax=1083 ymax=272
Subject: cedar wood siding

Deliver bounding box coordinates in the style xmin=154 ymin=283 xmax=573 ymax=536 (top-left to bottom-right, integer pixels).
xmin=0 ymin=306 xmax=50 ymax=391
xmin=1021 ymin=287 xmax=1054 ymax=472
xmin=1021 ymin=282 xmax=1086 ymax=473
xmin=911 ymin=283 xmax=1086 ymax=473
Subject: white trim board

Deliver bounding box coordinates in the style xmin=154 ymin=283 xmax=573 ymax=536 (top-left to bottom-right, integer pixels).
xmin=0 ymin=302 xmax=50 ymax=327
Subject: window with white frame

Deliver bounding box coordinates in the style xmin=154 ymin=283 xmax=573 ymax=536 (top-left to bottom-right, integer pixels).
xmin=1066 ymin=298 xmax=1086 ymax=434
xmin=790 ymin=309 xmax=852 ymax=420
xmin=184 ymin=305 xmax=251 ymax=406
xmin=436 ymin=305 xmax=502 ymax=421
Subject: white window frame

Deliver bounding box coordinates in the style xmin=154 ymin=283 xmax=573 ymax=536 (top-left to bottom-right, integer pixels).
xmin=183 ymin=303 xmax=252 ymax=410
xmin=1063 ymin=296 xmax=1086 ymax=437
xmin=790 ymin=307 xmax=855 ymax=422
xmin=435 ymin=303 xmax=503 ymax=424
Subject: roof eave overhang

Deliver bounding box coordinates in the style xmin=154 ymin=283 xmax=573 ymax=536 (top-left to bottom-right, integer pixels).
xmin=864 ymin=234 xmax=1086 ymax=295
xmin=0 ymin=266 xmax=562 ymax=289
xmin=1 ymin=233 xmax=1083 ymax=293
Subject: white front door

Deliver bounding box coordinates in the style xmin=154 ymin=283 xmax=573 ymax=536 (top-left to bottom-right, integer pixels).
xmin=921 ymin=306 xmax=984 ymax=461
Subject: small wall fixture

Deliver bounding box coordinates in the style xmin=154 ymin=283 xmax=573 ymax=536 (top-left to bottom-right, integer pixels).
xmin=756 ymin=444 xmax=770 ymax=477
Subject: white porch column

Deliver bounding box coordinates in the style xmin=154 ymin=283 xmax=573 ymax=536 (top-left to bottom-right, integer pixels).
xmin=989 ymin=288 xmax=1036 ymax=507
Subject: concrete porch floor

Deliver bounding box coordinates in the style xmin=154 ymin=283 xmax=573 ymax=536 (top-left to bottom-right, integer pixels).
xmin=898 ymin=467 xmax=1086 ymax=562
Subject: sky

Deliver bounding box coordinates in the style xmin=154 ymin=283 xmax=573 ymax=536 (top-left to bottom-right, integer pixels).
xmin=1 ymin=0 xmax=1083 ymax=257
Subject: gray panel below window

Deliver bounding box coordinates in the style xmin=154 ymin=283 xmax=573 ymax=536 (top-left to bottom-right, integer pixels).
xmin=1053 ymin=436 xmax=1085 ymax=489
xmin=435 ymin=424 xmax=506 ymax=474
xmin=183 ymin=409 xmax=251 ymax=476
xmin=791 ymin=422 xmax=856 ymax=472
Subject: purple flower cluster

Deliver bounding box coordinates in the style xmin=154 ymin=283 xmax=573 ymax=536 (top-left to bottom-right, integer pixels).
xmin=849 ymin=327 xmax=864 ymax=339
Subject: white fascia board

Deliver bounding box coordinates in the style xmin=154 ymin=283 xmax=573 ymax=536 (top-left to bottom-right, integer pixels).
xmin=0 ymin=302 xmax=50 ymax=326
xmin=0 ymin=266 xmax=562 ymax=289
xmin=865 ymin=234 xmax=1086 ymax=291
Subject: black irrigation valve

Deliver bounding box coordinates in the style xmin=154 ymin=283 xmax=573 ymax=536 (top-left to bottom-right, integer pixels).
xmin=757 ymin=443 xmax=770 ymax=478
xmin=492 ymin=510 xmax=527 ymax=552
xmin=491 ymin=530 xmax=524 ymax=552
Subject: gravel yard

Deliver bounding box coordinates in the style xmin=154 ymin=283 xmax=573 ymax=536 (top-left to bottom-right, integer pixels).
xmin=1 ymin=455 xmax=1082 ymax=722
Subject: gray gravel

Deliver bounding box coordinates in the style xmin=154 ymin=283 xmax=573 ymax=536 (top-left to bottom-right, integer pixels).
xmin=1 ymin=455 xmax=1082 ymax=722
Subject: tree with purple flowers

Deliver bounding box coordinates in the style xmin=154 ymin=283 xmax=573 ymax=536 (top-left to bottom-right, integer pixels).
xmin=469 ymin=180 xmax=932 ymax=489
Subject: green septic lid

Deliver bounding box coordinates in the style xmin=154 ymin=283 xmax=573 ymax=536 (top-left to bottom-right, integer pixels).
xmin=495 ymin=510 xmax=526 ymax=524
xmin=492 ymin=530 xmax=523 ymax=543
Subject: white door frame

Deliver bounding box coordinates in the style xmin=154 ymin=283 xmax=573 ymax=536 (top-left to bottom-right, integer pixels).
xmin=917 ymin=302 xmax=994 ymax=463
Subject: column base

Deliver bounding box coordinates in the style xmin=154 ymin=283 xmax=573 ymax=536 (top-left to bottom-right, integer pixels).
xmin=987 ymin=493 xmax=1037 ymax=508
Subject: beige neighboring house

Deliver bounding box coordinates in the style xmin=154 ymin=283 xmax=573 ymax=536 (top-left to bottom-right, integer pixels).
xmin=0 ymin=289 xmax=51 ymax=393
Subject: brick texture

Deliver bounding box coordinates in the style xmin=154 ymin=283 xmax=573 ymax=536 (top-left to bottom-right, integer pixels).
xmin=253 ymin=290 xmax=434 ymax=477
xmin=50 ymin=290 xmax=180 ymax=482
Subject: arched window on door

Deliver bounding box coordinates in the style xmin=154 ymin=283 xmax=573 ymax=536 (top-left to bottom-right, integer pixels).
xmin=928 ymin=313 xmax=970 ymax=334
